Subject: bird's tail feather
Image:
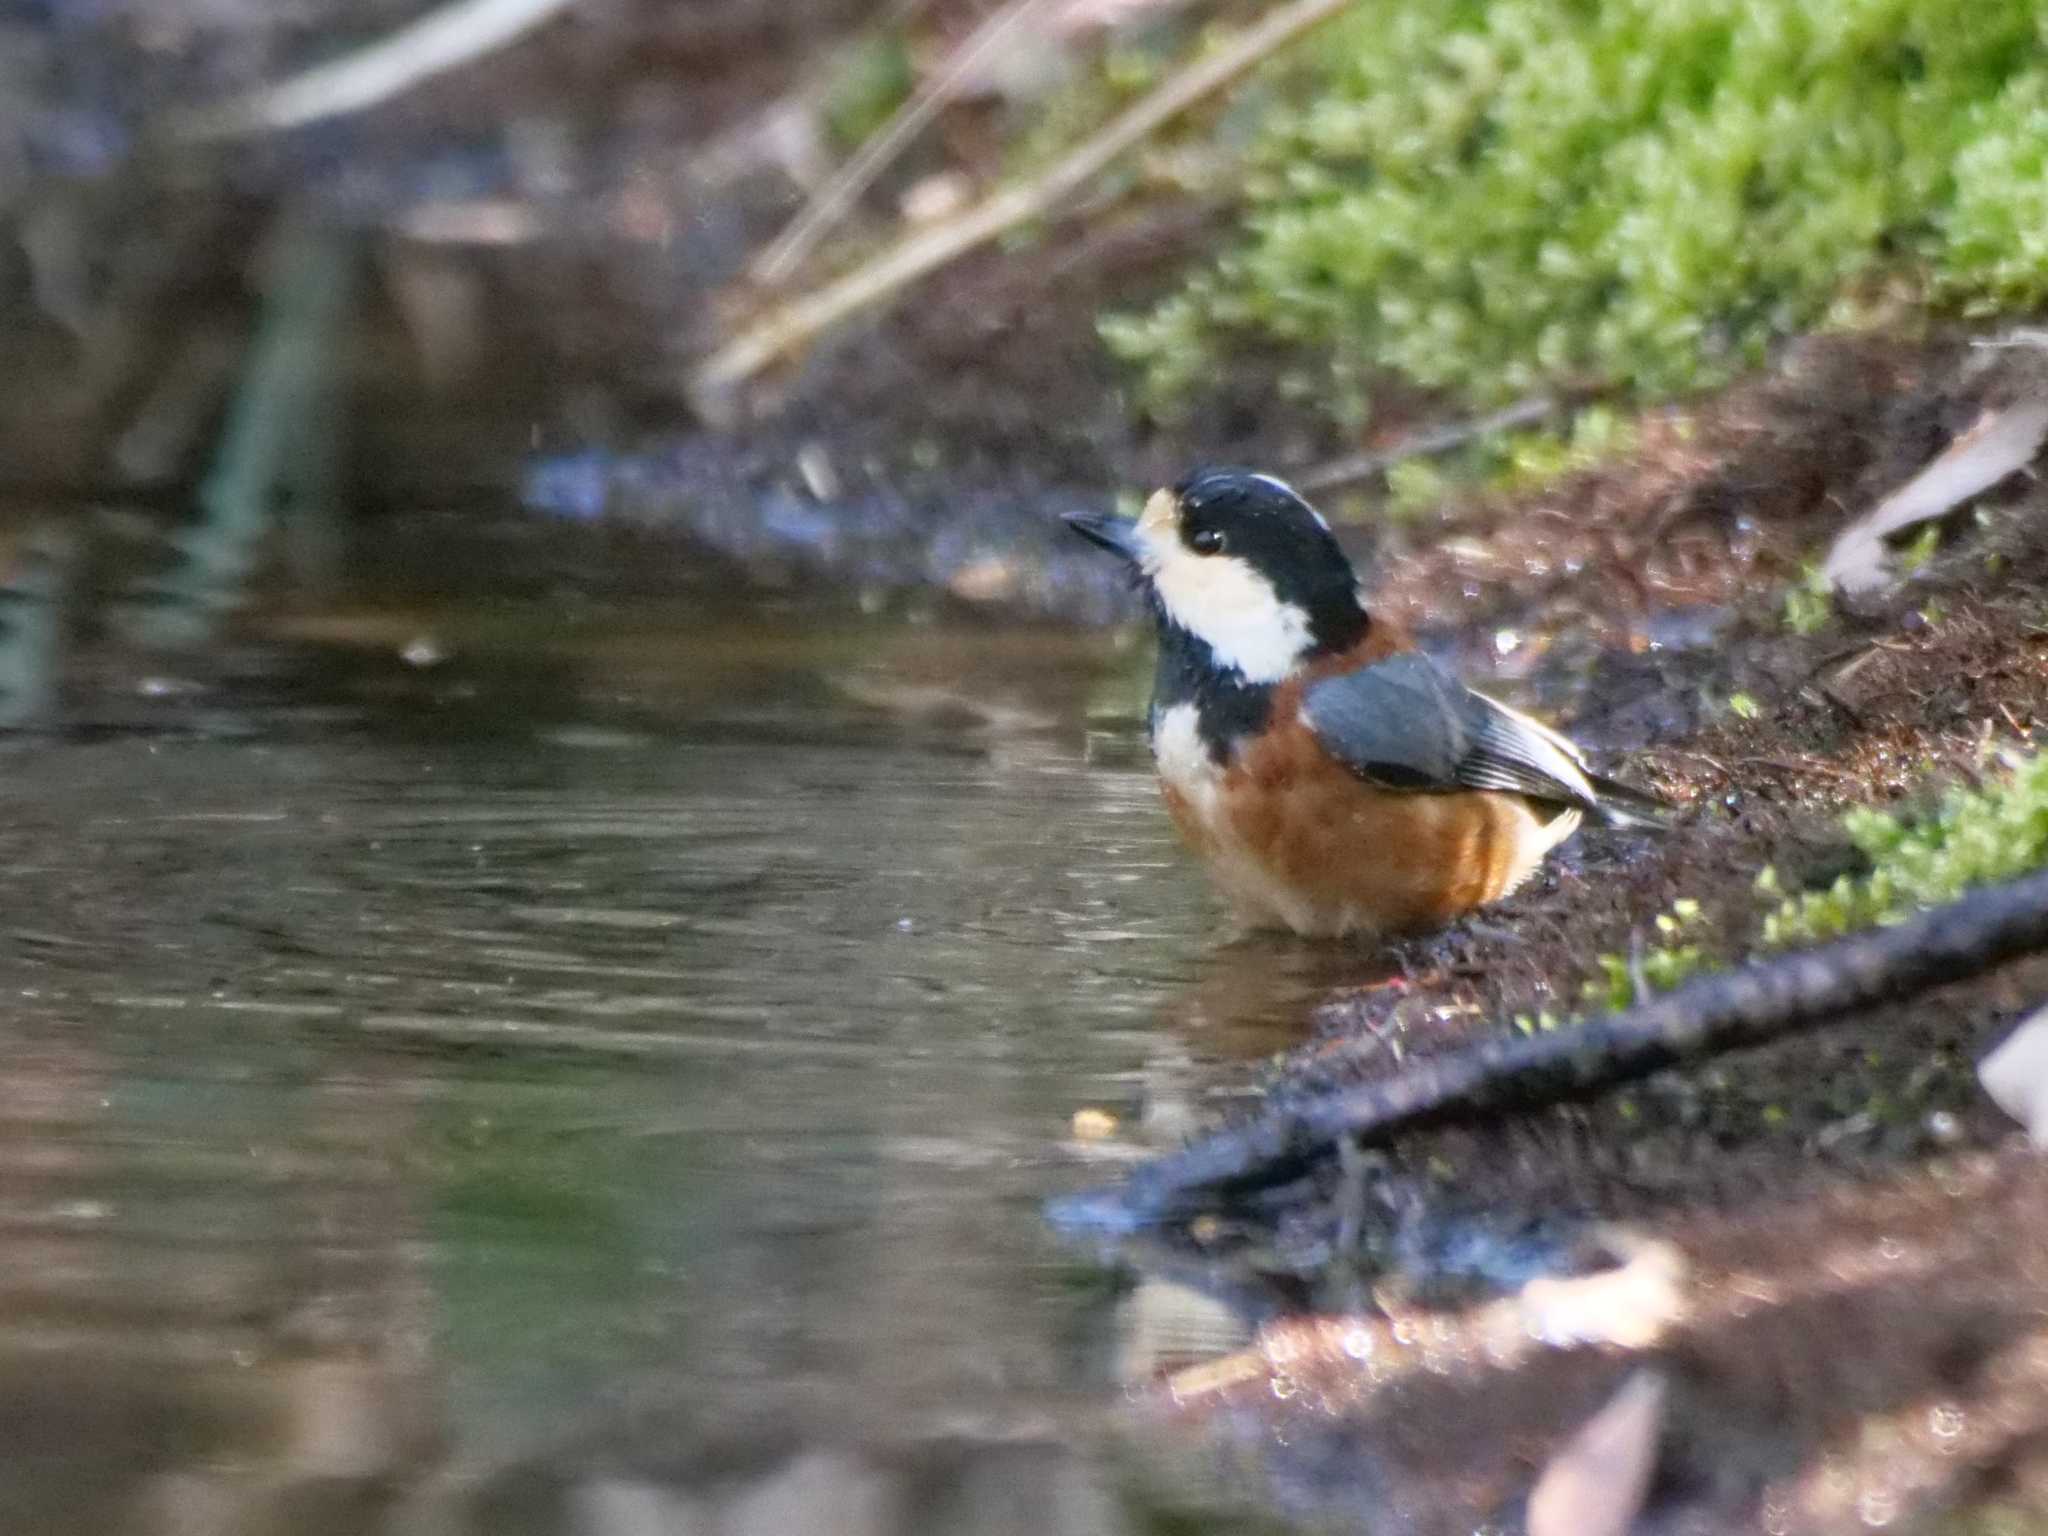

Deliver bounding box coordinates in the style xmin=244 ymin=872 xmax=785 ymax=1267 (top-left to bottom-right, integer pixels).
xmin=1586 ymin=771 xmax=1674 ymax=831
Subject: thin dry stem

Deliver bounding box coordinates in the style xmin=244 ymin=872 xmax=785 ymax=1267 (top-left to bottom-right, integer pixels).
xmin=688 ymin=0 xmax=1356 ymax=421
xmin=176 ymin=0 xmax=577 ymax=140
xmin=751 ymin=0 xmax=1063 ymax=287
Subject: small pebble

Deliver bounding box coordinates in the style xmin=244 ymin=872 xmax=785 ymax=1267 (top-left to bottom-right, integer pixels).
xmin=1070 ymin=1107 xmax=1118 ymax=1141
xmin=136 ymin=675 xmax=202 ymax=698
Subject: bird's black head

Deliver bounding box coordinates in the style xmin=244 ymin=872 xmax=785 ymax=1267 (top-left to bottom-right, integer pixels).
xmin=1065 ymin=466 xmax=1368 ymax=682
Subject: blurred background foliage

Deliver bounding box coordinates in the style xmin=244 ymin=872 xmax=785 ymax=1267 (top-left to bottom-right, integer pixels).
xmin=2 ymin=0 xmax=2045 ymax=541
xmin=1104 ymin=0 xmax=2048 ymax=428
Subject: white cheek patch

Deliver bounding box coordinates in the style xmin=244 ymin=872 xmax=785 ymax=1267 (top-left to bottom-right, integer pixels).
xmin=1134 ymin=508 xmax=1313 ymax=684
xmin=1152 ymin=556 xmax=1313 ymax=683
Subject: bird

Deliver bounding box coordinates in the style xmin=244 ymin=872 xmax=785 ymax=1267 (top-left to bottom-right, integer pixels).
xmin=1064 ymin=466 xmax=1668 ymax=938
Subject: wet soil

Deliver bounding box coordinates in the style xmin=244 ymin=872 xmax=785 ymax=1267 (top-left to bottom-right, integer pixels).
xmin=1132 ymin=1147 xmax=2048 ymax=1535
xmin=1074 ymin=332 xmax=2048 ymax=1532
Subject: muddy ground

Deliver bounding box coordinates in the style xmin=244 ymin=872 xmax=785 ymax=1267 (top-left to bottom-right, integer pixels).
xmin=1078 ymin=332 xmax=2048 ymax=1534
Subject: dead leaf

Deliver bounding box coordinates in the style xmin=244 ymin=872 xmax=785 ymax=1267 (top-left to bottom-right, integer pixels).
xmin=1527 ymin=1369 xmax=1667 ymax=1536
xmin=1978 ymin=1004 xmax=2048 ymax=1146
xmin=1822 ymin=393 xmax=2048 ymax=595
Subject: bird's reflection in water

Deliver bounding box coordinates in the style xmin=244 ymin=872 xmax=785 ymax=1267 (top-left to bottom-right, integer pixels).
xmin=1170 ymin=933 xmax=1401 ymax=1061
xmin=1127 ymin=934 xmax=1403 ymax=1152
xmin=1092 ymin=937 xmax=1420 ymax=1396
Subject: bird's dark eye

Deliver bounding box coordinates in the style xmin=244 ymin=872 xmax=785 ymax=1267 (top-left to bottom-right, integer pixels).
xmin=1189 ymin=527 xmax=1226 ymax=556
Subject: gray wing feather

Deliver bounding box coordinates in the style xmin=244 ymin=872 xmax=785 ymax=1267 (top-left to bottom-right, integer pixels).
xmin=1301 ymin=652 xmax=1598 ymax=811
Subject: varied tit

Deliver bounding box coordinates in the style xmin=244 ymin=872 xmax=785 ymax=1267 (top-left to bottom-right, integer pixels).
xmin=1065 ymin=467 xmax=1668 ymax=939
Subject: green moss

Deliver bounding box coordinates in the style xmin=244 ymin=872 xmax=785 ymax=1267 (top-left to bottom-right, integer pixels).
xmin=1897 ymin=520 xmax=1945 ymax=573
xmin=1943 ymin=73 xmax=2048 ymax=312
xmin=823 ymin=30 xmax=916 ymax=151
xmin=1581 ymin=745 xmax=2048 ymax=1008
xmin=1384 ymin=456 xmax=1451 ymax=520
xmin=1783 ymin=564 xmax=1835 ymax=634
xmin=1584 ymin=897 xmax=1710 ymax=1011
xmin=1764 ymin=746 xmax=2048 ymax=944
xmin=1105 ymin=0 xmax=2048 ymax=424
xmin=1491 ymin=405 xmax=1642 ymax=491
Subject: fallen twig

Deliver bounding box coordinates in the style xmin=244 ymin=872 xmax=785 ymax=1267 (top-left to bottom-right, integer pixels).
xmin=687 ymin=0 xmax=1355 ymax=421
xmin=1295 ymin=395 xmax=1565 ymax=493
xmin=175 ymin=0 xmax=578 ymax=140
xmin=751 ymin=0 xmax=1062 ymax=287
xmin=1053 ymin=864 xmax=2048 ymax=1229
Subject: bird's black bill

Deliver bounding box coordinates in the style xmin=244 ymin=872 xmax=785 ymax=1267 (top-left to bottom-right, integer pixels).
xmin=1062 ymin=511 xmax=1144 ymax=563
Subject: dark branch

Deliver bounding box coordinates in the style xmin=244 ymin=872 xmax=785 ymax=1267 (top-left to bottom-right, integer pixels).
xmin=1052 ymin=865 xmax=2048 ymax=1231
xmin=1293 ymin=396 xmax=1566 ymax=493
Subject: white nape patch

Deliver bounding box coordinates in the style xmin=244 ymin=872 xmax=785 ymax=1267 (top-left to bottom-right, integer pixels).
xmin=1133 ymin=490 xmax=1314 ymax=684
xmin=1248 ymin=471 xmax=1328 ymax=530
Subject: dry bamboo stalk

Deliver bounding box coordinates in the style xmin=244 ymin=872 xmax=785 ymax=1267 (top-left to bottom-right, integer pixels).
xmin=752 ymin=0 xmax=1063 ymax=286
xmin=688 ymin=0 xmax=1356 ymax=420
xmin=176 ymin=0 xmax=579 ymax=140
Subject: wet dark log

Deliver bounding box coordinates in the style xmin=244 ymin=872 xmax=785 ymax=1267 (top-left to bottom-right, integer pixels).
xmin=1054 ymin=866 xmax=2048 ymax=1230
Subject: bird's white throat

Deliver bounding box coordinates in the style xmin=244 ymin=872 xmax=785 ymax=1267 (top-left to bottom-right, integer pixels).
xmin=1134 ymin=489 xmax=1314 ymax=684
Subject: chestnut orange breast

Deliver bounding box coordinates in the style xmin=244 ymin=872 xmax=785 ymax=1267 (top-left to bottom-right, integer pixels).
xmin=1152 ymin=669 xmax=1581 ymax=937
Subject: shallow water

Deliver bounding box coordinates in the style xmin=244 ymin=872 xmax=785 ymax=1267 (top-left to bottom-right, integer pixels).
xmin=0 ymin=550 xmax=1353 ymax=1532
